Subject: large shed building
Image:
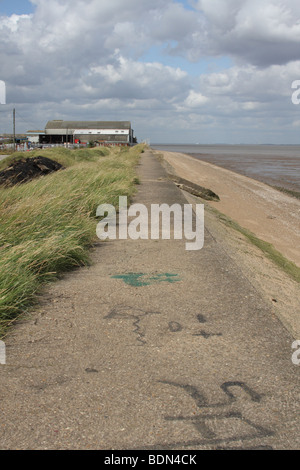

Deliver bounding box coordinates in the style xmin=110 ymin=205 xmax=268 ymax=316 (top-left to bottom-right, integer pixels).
xmin=41 ymin=120 xmax=135 ymax=146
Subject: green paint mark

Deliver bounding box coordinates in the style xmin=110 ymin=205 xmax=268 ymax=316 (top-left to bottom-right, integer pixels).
xmin=111 ymin=272 xmax=181 ymax=287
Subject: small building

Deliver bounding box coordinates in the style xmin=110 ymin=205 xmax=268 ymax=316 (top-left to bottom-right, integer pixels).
xmin=41 ymin=120 xmax=135 ymax=146
xmin=26 ymin=130 xmax=45 ymax=144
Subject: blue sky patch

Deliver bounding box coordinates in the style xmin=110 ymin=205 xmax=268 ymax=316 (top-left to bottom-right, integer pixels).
xmin=0 ymin=0 xmax=34 ymax=16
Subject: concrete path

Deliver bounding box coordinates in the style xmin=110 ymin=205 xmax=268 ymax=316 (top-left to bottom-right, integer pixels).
xmin=0 ymin=149 xmax=299 ymax=450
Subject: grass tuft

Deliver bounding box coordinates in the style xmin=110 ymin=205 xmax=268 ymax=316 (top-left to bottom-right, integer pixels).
xmin=207 ymin=206 xmax=300 ymax=284
xmin=0 ymin=144 xmax=145 ymax=337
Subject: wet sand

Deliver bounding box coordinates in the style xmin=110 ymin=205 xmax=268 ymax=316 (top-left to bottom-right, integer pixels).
xmin=189 ymin=152 xmax=300 ymax=194
xmin=157 ymin=150 xmax=300 ymax=268
xmin=151 ymin=144 xmax=300 ymax=193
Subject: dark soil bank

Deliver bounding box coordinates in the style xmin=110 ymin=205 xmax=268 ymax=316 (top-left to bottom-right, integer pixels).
xmin=0 ymin=156 xmax=63 ymax=186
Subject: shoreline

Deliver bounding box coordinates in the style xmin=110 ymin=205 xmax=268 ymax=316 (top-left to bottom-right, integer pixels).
xmin=155 ymin=149 xmax=300 ymax=338
xmin=151 ymin=144 xmax=300 ymax=194
xmin=155 ymin=149 xmax=300 ymax=268
xmin=185 ymin=152 xmax=300 ymax=197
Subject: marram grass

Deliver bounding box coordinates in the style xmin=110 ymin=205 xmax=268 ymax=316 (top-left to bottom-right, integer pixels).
xmin=0 ymin=144 xmax=144 ymax=337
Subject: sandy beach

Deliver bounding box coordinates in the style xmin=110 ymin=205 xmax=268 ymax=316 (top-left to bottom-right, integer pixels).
xmin=156 ymin=149 xmax=300 ymax=338
xmin=157 ymin=150 xmax=300 ymax=268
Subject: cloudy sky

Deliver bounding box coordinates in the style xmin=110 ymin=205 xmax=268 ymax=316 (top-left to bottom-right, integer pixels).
xmin=0 ymin=0 xmax=300 ymax=143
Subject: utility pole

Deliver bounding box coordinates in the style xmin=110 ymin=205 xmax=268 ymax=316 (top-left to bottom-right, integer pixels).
xmin=0 ymin=81 xmax=6 ymax=149
xmin=13 ymin=108 xmax=16 ymax=152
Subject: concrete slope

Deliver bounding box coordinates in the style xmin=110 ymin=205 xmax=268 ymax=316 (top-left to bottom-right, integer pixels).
xmin=0 ymin=150 xmax=299 ymax=450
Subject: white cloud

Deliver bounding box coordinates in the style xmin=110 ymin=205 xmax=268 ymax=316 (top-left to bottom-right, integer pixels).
xmin=242 ymin=102 xmax=261 ymax=111
xmin=88 ymin=54 xmax=189 ymax=102
xmin=0 ymin=0 xmax=300 ymax=143
xmin=183 ymin=90 xmax=209 ymax=108
xmin=193 ymin=0 xmax=300 ymax=65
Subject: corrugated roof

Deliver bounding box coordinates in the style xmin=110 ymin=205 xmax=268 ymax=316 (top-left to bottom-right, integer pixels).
xmin=26 ymin=130 xmax=45 ymax=134
xmin=45 ymin=121 xmax=131 ymax=130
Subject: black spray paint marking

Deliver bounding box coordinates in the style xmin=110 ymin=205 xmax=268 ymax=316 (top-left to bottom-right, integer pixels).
xmin=105 ymin=305 xmax=160 ymax=346
xmin=193 ymin=330 xmax=222 ymax=339
xmin=150 ymin=380 xmax=274 ymax=449
xmin=159 ymin=380 xmax=208 ymax=407
xmin=159 ymin=380 xmax=263 ymax=408
xmin=197 ymin=314 xmax=207 ymax=323
xmin=221 ymin=381 xmax=263 ymax=403
xmin=162 ymin=411 xmax=274 ymax=447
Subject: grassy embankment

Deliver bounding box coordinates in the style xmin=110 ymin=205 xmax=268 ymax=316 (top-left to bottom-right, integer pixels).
xmin=0 ymin=144 xmax=144 ymax=337
xmin=205 ymin=204 xmax=300 ymax=284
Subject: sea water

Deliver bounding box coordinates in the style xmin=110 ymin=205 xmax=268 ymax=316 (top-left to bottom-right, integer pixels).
xmin=151 ymin=144 xmax=300 ymax=193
